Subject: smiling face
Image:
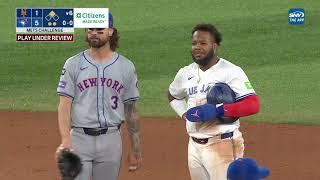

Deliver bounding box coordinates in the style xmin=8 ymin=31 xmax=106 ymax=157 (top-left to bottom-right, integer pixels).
xmin=191 ymin=30 xmax=218 ymax=66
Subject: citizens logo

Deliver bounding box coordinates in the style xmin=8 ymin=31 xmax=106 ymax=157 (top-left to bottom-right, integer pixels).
xmin=73 ymin=8 xmax=109 ymax=28
xmin=288 ymin=8 xmax=305 ymax=25
xmin=76 ymin=12 xmax=105 ymax=19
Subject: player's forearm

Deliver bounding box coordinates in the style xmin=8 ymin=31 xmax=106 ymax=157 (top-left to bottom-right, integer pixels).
xmin=128 ymin=127 xmax=141 ymax=154
xmin=58 ymin=100 xmax=72 ymax=144
xmin=124 ymin=101 xmax=141 ymax=154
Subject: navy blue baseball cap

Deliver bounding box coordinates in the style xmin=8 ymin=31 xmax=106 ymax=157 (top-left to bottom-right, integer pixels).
xmin=109 ymin=12 xmax=113 ymax=28
xmin=227 ymin=158 xmax=270 ymax=180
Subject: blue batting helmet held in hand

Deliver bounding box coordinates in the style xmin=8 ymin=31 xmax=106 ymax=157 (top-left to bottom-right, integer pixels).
xmin=227 ymin=158 xmax=270 ymax=180
xmin=207 ymin=83 xmax=238 ymax=123
xmin=207 ymin=83 xmax=236 ymax=104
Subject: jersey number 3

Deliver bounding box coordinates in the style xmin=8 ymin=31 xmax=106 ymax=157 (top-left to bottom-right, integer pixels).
xmin=111 ymin=96 xmax=118 ymax=109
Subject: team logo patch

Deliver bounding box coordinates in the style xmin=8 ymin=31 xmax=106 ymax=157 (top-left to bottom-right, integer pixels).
xmin=288 ymin=8 xmax=305 ymax=25
xmin=61 ymin=68 xmax=66 ymax=75
xmin=58 ymin=81 xmax=67 ymax=88
xmin=245 ymin=81 xmax=253 ymax=90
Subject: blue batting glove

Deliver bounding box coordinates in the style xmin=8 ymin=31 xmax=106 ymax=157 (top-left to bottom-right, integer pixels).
xmin=186 ymin=104 xmax=224 ymax=122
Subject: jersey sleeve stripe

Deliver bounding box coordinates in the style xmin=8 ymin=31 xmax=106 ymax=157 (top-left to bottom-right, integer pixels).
xmin=169 ymin=92 xmax=186 ymax=100
xmin=235 ymin=93 xmax=256 ymax=101
xmin=172 ymin=95 xmax=186 ymax=100
xmin=123 ymin=97 xmax=139 ymax=103
xmin=57 ymin=92 xmax=74 ymax=99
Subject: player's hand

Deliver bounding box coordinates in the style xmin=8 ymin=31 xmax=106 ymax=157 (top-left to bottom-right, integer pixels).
xmin=186 ymin=103 xmax=224 ymax=122
xmin=55 ymin=141 xmax=72 ymax=161
xmin=182 ymin=113 xmax=187 ymax=121
xmin=128 ymin=151 xmax=142 ymax=172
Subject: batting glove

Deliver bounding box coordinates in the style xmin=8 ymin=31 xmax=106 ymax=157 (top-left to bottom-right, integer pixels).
xmin=186 ymin=103 xmax=224 ymax=122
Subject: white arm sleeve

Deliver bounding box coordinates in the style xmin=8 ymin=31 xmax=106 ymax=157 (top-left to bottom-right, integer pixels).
xmin=169 ymin=68 xmax=187 ymax=99
xmin=169 ymin=99 xmax=188 ymax=118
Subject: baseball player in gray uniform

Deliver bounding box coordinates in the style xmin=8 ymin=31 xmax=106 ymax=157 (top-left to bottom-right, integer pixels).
xmin=55 ymin=12 xmax=142 ymax=180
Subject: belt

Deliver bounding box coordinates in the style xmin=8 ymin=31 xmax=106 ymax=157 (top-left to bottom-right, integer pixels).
xmin=192 ymin=132 xmax=234 ymax=145
xmin=81 ymin=124 xmax=121 ymax=136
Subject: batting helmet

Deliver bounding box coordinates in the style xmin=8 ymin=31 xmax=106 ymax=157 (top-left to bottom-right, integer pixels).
xmin=206 ymin=83 xmax=238 ymax=123
xmin=227 ymin=157 xmax=270 ymax=180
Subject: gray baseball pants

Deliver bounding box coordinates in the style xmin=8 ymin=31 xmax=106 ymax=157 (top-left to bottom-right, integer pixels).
xmin=71 ymin=127 xmax=122 ymax=180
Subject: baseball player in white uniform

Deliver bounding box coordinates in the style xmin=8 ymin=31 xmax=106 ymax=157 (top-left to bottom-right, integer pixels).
xmin=168 ymin=23 xmax=260 ymax=180
xmin=55 ymin=13 xmax=142 ymax=180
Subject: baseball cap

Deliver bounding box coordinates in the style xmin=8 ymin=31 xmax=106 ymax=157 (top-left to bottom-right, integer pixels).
xmin=227 ymin=158 xmax=270 ymax=180
xmin=109 ymin=12 xmax=113 ymax=28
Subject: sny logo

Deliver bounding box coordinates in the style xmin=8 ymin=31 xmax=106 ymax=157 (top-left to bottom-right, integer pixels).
xmin=288 ymin=8 xmax=305 ymax=25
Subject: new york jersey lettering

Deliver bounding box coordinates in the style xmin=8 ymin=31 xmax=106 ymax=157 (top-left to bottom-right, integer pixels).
xmin=77 ymin=77 xmax=124 ymax=94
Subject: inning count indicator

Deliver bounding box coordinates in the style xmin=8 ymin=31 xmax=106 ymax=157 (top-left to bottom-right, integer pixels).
xmin=16 ymin=8 xmax=74 ymax=42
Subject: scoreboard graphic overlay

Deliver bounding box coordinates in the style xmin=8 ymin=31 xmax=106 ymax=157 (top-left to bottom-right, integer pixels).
xmin=16 ymin=8 xmax=74 ymax=42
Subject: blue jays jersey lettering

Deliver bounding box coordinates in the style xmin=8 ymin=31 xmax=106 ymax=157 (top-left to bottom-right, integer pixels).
xmin=188 ymin=84 xmax=212 ymax=96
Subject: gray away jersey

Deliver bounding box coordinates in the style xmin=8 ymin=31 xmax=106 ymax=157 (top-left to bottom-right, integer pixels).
xmin=57 ymin=50 xmax=139 ymax=128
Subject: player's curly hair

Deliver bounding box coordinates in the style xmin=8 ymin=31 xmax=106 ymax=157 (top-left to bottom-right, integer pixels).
xmin=192 ymin=23 xmax=222 ymax=45
xmin=110 ymin=28 xmax=120 ymax=51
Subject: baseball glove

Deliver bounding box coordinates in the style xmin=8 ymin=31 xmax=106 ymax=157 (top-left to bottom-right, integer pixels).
xmin=57 ymin=148 xmax=82 ymax=180
xmin=207 ymin=83 xmax=239 ymax=123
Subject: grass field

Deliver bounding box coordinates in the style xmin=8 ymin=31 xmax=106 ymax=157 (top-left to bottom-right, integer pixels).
xmin=0 ymin=0 xmax=319 ymax=124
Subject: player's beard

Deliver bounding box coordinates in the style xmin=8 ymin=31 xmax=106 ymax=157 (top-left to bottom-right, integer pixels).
xmin=192 ymin=48 xmax=214 ymax=66
xmin=86 ymin=35 xmax=109 ymax=48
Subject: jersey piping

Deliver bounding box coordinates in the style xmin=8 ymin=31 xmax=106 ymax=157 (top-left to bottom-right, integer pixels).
xmin=123 ymin=96 xmax=139 ymax=103
xmin=82 ymin=52 xmax=102 ymax=127
xmin=102 ymin=54 xmax=120 ymax=127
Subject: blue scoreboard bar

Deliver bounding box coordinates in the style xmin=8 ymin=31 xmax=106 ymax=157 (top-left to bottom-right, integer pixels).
xmin=16 ymin=8 xmax=74 ymax=28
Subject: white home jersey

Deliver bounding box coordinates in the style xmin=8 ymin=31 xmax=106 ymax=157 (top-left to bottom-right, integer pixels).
xmin=169 ymin=58 xmax=255 ymax=138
